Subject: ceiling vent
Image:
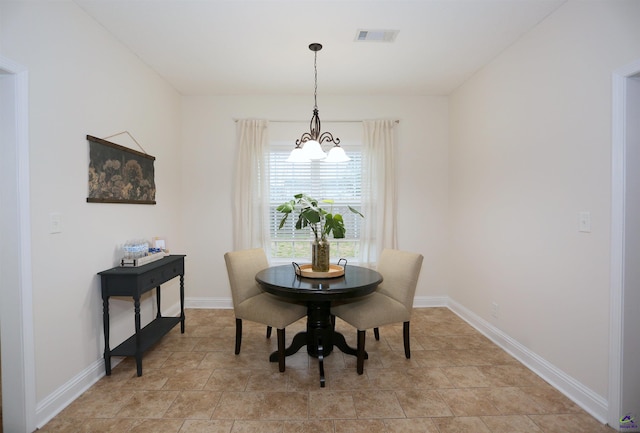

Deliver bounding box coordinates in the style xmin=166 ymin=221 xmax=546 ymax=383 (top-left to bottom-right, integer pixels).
xmin=355 ymin=29 xmax=399 ymax=42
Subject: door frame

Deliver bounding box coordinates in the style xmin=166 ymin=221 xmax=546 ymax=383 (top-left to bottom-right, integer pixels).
xmin=609 ymin=58 xmax=640 ymax=431
xmin=0 ymin=55 xmax=37 ymax=432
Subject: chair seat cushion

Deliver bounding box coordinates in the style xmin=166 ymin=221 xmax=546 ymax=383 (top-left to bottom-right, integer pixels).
xmin=332 ymin=292 xmax=410 ymax=330
xmin=236 ymin=293 xmax=306 ymax=329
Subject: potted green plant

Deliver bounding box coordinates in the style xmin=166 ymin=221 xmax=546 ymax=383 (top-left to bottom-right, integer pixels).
xmin=277 ymin=193 xmax=364 ymax=272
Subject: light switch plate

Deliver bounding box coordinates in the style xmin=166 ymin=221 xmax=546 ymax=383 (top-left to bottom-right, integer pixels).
xmin=50 ymin=212 xmax=62 ymax=234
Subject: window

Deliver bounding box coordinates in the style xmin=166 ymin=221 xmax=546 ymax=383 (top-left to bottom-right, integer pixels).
xmin=268 ymin=141 xmax=363 ymax=263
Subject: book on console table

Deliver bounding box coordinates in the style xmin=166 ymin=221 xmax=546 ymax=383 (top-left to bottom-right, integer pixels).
xmin=120 ymin=251 xmax=168 ymax=267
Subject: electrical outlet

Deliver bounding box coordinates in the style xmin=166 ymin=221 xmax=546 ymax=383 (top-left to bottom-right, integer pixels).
xmin=579 ymin=211 xmax=591 ymax=232
xmin=491 ymin=302 xmax=499 ymax=319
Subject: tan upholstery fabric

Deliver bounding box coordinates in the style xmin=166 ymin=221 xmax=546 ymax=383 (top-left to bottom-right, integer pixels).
xmin=332 ymin=248 xmax=423 ymax=331
xmin=225 ymin=248 xmax=269 ymax=308
xmin=375 ymin=248 xmax=424 ymax=309
xmin=331 ymin=292 xmax=408 ymax=330
xmin=236 ymin=292 xmax=306 ymax=329
xmin=224 ymin=248 xmax=306 ymax=329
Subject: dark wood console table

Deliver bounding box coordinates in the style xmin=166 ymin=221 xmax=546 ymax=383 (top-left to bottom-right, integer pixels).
xmin=98 ymin=254 xmax=186 ymax=376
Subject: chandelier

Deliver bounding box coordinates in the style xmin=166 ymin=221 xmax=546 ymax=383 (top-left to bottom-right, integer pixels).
xmin=287 ymin=43 xmax=350 ymax=163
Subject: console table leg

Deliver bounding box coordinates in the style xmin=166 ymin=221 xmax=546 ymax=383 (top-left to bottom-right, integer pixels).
xmin=180 ymin=274 xmax=185 ymax=333
xmin=155 ymin=286 xmax=161 ymax=319
xmin=102 ymin=294 xmax=112 ymax=375
xmin=134 ymin=296 xmax=142 ymax=376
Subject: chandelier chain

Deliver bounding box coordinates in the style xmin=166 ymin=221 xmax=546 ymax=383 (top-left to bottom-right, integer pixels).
xmin=314 ymin=50 xmax=318 ymax=109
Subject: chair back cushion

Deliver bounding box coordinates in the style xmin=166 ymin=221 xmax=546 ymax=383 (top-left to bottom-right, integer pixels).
xmin=224 ymin=248 xmax=269 ymax=308
xmin=376 ymin=248 xmax=423 ymax=309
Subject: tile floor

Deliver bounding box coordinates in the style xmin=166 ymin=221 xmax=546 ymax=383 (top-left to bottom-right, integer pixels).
xmin=38 ymin=308 xmax=614 ymax=433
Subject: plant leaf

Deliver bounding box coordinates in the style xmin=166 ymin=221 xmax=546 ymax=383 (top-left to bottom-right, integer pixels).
xmin=348 ymin=206 xmax=364 ymax=218
xmin=278 ymin=213 xmax=289 ymax=229
xmin=301 ymin=208 xmax=321 ymax=224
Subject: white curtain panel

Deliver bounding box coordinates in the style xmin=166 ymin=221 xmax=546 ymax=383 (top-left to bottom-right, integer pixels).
xmin=360 ymin=119 xmax=398 ymax=266
xmin=232 ymin=119 xmax=270 ymax=251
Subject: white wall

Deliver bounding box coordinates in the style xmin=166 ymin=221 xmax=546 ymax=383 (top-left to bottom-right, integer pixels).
xmin=180 ymin=94 xmax=449 ymax=302
xmin=0 ymin=0 xmax=182 ymax=415
xmin=449 ymin=0 xmax=640 ymax=406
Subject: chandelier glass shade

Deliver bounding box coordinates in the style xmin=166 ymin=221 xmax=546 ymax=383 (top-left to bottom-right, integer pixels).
xmin=287 ymin=43 xmax=350 ymax=163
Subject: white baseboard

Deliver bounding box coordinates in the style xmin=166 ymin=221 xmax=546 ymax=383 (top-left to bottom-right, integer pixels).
xmin=447 ymin=298 xmax=609 ymax=424
xmin=185 ymin=297 xmax=233 ymax=309
xmin=414 ymin=295 xmax=449 ymax=308
xmin=35 ymin=358 xmax=105 ymax=428
xmin=36 ymin=296 xmax=608 ymax=428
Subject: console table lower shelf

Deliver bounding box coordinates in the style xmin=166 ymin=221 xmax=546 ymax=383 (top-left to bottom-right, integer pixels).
xmin=98 ymin=254 xmax=186 ymax=376
xmin=109 ymin=317 xmax=182 ymax=358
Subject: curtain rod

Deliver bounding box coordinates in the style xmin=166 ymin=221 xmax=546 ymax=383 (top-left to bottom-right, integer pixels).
xmin=233 ymin=119 xmax=399 ymax=124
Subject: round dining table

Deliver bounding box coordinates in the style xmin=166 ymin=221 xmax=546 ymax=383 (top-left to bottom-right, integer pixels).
xmin=255 ymin=263 xmax=382 ymax=387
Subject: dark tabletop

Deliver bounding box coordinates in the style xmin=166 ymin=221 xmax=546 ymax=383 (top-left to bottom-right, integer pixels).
xmin=255 ymin=264 xmax=383 ymax=302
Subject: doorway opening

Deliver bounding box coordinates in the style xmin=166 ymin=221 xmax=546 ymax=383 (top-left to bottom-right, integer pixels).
xmin=610 ymin=59 xmax=640 ymax=432
xmin=0 ymin=57 xmax=36 ymax=433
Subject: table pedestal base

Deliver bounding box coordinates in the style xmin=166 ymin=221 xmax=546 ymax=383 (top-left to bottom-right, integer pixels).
xmin=269 ymin=301 xmax=368 ymax=387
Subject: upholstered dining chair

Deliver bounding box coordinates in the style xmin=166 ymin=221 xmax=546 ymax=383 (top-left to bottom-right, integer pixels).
xmin=224 ymin=248 xmax=306 ymax=372
xmin=332 ymin=248 xmax=423 ymax=374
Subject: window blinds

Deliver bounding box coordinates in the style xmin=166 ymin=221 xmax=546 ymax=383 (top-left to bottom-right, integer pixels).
xmin=268 ymin=145 xmax=363 ymax=260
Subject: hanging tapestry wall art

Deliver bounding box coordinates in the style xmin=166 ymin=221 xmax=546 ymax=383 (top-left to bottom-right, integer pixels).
xmin=86 ymin=134 xmax=156 ymax=204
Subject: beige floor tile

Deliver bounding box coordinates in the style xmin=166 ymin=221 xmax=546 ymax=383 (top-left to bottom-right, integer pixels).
xmin=162 ymin=368 xmax=213 ymax=390
xmin=163 ymin=390 xmax=222 ymax=419
xmin=120 ymin=368 xmax=170 ymax=390
xmin=212 ymin=392 xmax=265 ymax=419
xmin=230 ymin=420 xmax=283 ymax=433
xmin=365 ymin=368 xmax=416 ymax=389
xmin=38 ymin=418 xmax=139 ymax=433
xmin=245 ymin=370 xmax=290 ymax=391
xmin=80 ymin=418 xmax=142 ymax=433
xmin=383 ymin=417 xmax=440 ymax=433
xmin=116 ymin=390 xmax=179 ymax=418
xmin=352 ymin=390 xmax=405 ymax=418
xmin=135 ymin=349 xmax=173 ymax=369
xmin=37 ymin=308 xmax=614 ymax=433
xmin=375 ymin=350 xmax=420 ymax=369
xmin=285 ymin=368 xmax=321 ymax=391
xmin=528 ymin=413 xmax=614 ymax=433
xmin=321 ymin=369 xmax=372 ymax=390
xmin=127 ymin=418 xmax=184 ymax=433
xmin=309 ymin=390 xmax=357 ymax=419
xmin=481 ymin=415 xmax=544 ymax=432
xmin=405 ymin=367 xmax=454 ymax=389
xmin=438 ymin=388 xmax=501 ymax=416
xmin=441 ymin=366 xmax=493 ymax=388
xmin=413 ymin=349 xmax=465 ymax=367
xmin=394 ymin=389 xmax=453 ymax=417
xmin=260 ymin=391 xmax=309 ymax=420
xmin=414 ymin=334 xmax=458 ymax=350
xmin=161 ymin=351 xmax=207 ymax=369
xmin=432 ymin=416 xmax=493 ymax=433
xmin=478 ymin=364 xmax=549 ymax=387
xmin=153 ymin=335 xmax=201 ymax=352
xmin=57 ymin=389 xmax=135 ymax=419
xmin=475 ymin=386 xmax=546 ymax=415
xmin=283 ymin=419 xmax=334 ymax=433
xmin=203 ymin=368 xmax=252 ymax=391
xmin=526 ymin=385 xmax=584 ymax=413
xmin=178 ymin=419 xmax=234 ymax=433
xmin=334 ymin=418 xmax=387 ymax=433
